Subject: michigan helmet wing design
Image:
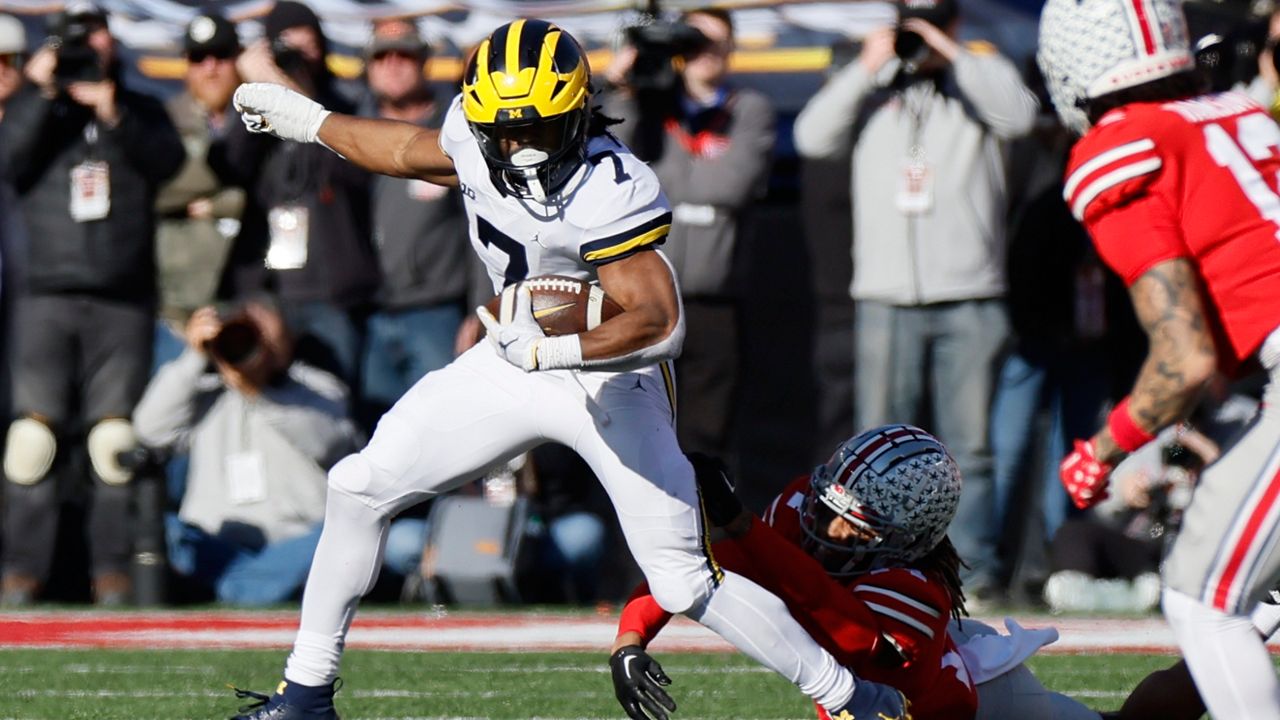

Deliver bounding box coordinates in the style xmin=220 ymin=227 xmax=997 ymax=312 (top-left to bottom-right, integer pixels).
xmin=462 ymin=19 xmax=592 ymax=202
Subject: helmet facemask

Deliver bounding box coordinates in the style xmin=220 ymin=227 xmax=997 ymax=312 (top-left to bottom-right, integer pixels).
xmin=800 ymin=462 xmax=914 ymax=576
xmin=470 ymin=106 xmax=588 ymax=203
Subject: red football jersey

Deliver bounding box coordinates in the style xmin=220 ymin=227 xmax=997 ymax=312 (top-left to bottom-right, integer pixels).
xmin=1064 ymin=92 xmax=1280 ymax=372
xmin=618 ymin=477 xmax=978 ymax=720
xmin=763 ymin=478 xmax=976 ymax=719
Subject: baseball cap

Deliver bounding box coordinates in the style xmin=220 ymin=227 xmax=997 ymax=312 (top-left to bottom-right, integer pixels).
xmin=264 ymin=1 xmax=322 ymax=41
xmin=184 ymin=13 xmax=240 ymax=58
xmin=64 ymin=1 xmax=107 ymax=24
xmin=365 ymin=18 xmax=428 ymax=59
xmin=898 ymin=0 xmax=959 ymax=26
xmin=0 ymin=14 xmax=26 ymax=55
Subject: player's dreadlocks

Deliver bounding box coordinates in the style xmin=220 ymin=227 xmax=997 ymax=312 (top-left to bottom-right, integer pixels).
xmin=588 ymin=103 xmax=624 ymax=136
xmin=916 ymin=535 xmax=969 ymax=621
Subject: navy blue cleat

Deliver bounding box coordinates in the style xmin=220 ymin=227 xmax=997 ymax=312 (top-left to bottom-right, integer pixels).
xmin=229 ymin=679 xmax=341 ymax=720
xmin=827 ymin=678 xmax=912 ymax=720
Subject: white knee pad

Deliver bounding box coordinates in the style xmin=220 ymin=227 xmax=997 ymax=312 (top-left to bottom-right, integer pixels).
xmin=4 ymin=418 xmax=56 ymax=485
xmin=87 ymin=419 xmax=137 ymax=486
xmin=328 ymin=453 xmax=374 ymax=497
xmin=647 ymin=561 xmax=717 ymax=615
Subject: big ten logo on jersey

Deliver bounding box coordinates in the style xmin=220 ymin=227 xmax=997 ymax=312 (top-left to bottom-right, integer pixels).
xmin=459 ymin=182 xmax=477 ymax=200
xmin=1169 ymin=95 xmax=1280 ymax=236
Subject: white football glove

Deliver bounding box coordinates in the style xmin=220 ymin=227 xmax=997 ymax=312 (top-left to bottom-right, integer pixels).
xmin=232 ymin=82 xmax=330 ymax=144
xmin=476 ymin=287 xmax=584 ymax=372
xmin=477 ymin=287 xmax=547 ymax=372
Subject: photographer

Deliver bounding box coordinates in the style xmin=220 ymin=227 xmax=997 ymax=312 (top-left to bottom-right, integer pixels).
xmin=0 ymin=2 xmax=182 ymax=606
xmin=1044 ymin=394 xmax=1258 ymax=614
xmin=133 ymin=301 xmax=359 ymax=606
xmin=794 ymin=0 xmax=1036 ymax=604
xmin=214 ymin=1 xmax=377 ymax=390
xmin=602 ymin=7 xmax=775 ymax=472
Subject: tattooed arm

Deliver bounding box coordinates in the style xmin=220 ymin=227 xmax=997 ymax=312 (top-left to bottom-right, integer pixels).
xmin=1091 ymin=258 xmax=1218 ymax=464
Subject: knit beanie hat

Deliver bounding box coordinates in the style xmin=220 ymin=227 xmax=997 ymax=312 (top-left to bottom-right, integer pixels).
xmin=264 ymin=1 xmax=322 ymax=41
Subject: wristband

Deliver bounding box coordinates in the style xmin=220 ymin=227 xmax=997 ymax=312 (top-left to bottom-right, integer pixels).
xmin=533 ymin=334 xmax=583 ymax=371
xmin=1107 ymin=397 xmax=1155 ymax=453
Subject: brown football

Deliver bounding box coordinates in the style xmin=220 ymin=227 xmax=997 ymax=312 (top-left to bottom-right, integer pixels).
xmin=483 ymin=275 xmax=624 ymax=336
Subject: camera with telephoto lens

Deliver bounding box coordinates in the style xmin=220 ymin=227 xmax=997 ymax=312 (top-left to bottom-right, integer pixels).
xmin=1143 ymin=441 xmax=1203 ymax=547
xmin=892 ymin=0 xmax=958 ymax=77
xmin=271 ymin=37 xmax=311 ymax=82
xmin=50 ymin=14 xmax=103 ymax=85
xmin=623 ymin=1 xmax=710 ymax=92
xmin=205 ymin=314 xmax=262 ymax=367
xmin=894 ymin=26 xmax=928 ymax=68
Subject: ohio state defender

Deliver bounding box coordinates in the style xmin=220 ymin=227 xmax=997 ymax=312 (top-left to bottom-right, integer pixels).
xmin=609 ymin=428 xmax=1101 ymax=720
xmin=1039 ymin=0 xmax=1280 ymax=716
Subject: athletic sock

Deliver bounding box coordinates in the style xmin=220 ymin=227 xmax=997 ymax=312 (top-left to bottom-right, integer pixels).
xmin=284 ymin=486 xmax=389 ymax=687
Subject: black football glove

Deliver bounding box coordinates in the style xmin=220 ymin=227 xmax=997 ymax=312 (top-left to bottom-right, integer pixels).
xmin=687 ymin=451 xmax=743 ymax=528
xmin=609 ymin=645 xmax=676 ymax=720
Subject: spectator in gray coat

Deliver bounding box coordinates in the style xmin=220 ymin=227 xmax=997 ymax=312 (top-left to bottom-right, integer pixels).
xmin=603 ymin=6 xmax=775 ymax=477
xmin=793 ymin=0 xmax=1037 ymax=601
xmin=134 ymin=301 xmax=359 ymax=606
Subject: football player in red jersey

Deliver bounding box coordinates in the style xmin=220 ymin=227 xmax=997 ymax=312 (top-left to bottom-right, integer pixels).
xmin=1038 ymin=0 xmax=1280 ymax=715
xmin=608 ymin=425 xmax=1102 ymax=720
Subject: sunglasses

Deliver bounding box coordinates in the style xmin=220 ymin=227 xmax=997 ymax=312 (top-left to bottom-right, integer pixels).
xmin=0 ymin=53 xmax=25 ymax=69
xmin=187 ymin=50 xmax=236 ymax=64
xmin=371 ymin=49 xmax=422 ymax=62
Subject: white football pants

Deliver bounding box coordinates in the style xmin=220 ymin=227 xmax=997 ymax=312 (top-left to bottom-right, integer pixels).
xmin=282 ymin=344 xmax=854 ymax=709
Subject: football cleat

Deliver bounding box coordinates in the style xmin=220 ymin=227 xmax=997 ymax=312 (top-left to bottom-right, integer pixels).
xmin=828 ymin=677 xmax=912 ymax=720
xmin=228 ymin=680 xmax=340 ymax=720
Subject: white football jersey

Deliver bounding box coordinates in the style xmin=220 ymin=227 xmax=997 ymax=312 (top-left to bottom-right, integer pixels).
xmin=439 ymin=95 xmax=672 ymax=294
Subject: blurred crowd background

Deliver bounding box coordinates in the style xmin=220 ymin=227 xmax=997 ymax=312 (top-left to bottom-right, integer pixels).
xmin=0 ymin=0 xmax=1273 ymax=612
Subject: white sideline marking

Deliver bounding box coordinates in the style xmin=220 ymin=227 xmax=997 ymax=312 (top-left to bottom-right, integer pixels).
xmin=0 ymin=664 xmax=776 ymax=676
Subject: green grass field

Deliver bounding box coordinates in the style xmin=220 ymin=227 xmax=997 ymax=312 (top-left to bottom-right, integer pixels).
xmin=0 ymin=648 xmax=1180 ymax=719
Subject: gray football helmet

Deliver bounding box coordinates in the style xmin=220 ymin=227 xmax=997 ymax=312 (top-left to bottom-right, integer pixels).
xmin=801 ymin=424 xmax=962 ymax=576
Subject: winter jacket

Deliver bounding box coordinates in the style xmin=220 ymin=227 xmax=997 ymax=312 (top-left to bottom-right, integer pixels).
xmin=605 ymin=86 xmax=775 ymax=299
xmin=0 ymin=81 xmax=183 ymax=302
xmin=794 ymin=44 xmax=1037 ymax=305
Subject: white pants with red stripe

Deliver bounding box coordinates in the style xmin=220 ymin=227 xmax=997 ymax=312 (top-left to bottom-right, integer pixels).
xmin=1164 ymin=359 xmax=1280 ymax=614
xmin=1162 ymin=348 xmax=1280 ymax=719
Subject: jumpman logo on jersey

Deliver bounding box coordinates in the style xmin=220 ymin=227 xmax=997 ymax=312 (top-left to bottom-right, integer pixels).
xmin=631 ymin=376 xmax=646 ymax=392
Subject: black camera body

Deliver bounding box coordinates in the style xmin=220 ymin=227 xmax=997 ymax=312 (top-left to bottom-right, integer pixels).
xmin=271 ymin=37 xmax=311 ymax=83
xmin=623 ymin=16 xmax=709 ymax=92
xmin=206 ymin=315 xmax=262 ymax=367
xmin=51 ymin=17 xmax=103 ymax=85
xmin=894 ymin=27 xmax=928 ymax=69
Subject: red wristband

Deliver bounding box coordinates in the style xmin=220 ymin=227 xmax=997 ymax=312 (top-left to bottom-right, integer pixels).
xmin=1107 ymin=397 xmax=1156 ymax=453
